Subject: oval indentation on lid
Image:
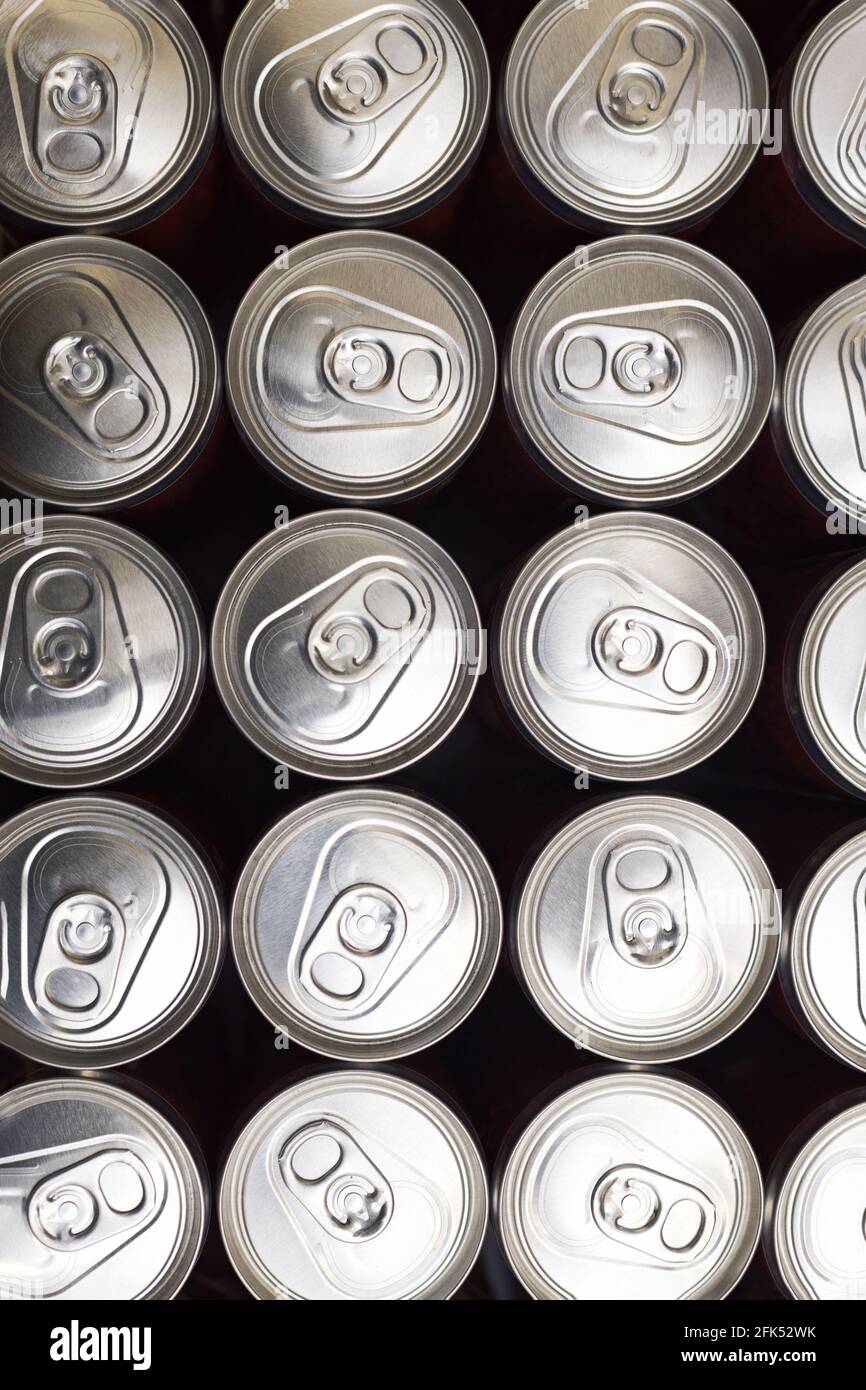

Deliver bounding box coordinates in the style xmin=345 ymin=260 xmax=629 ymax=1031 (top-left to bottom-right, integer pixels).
xmin=99 ymin=1161 xmax=146 ymax=1214
xmin=562 ymin=336 xmax=605 ymax=391
xmin=661 ymin=1199 xmax=706 ymax=1252
xmin=364 ymin=579 xmax=414 ymax=629
xmin=309 ymin=952 xmax=364 ymax=999
xmin=377 ymin=26 xmax=425 ymax=76
xmin=44 ymin=967 xmax=99 ymax=1011
xmin=663 ymin=641 xmax=707 ymax=694
xmin=94 ymin=391 xmax=147 ymax=443
xmin=290 ymin=1133 xmax=343 ymax=1183
xmin=46 ymin=131 xmax=104 ymax=175
xmin=398 ymin=348 xmax=440 ymax=403
xmin=33 ymin=569 xmax=93 ymax=615
xmin=615 ymin=848 xmax=669 ymax=891
xmin=632 ymin=23 xmax=686 ymax=68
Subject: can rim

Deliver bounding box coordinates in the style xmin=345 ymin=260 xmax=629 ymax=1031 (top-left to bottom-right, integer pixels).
xmin=220 ymin=0 xmax=491 ymax=227
xmin=211 ymin=509 xmax=482 ymax=781
xmin=494 ymin=511 xmax=766 ymax=781
xmin=0 ymin=236 xmax=222 ymax=511
xmin=796 ymin=555 xmax=866 ymax=796
xmin=226 ymin=231 xmax=497 ymax=504
xmin=218 ymin=1068 xmax=489 ymax=1299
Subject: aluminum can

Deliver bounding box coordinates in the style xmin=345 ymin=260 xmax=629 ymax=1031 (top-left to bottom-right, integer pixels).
xmin=495 ymin=1070 xmax=762 ymax=1300
xmin=765 ymin=1093 xmax=866 ymax=1300
xmin=512 ymin=795 xmax=779 ymax=1063
xmin=505 ymin=236 xmax=774 ymax=505
xmin=0 ymin=794 xmax=224 ymax=1068
xmin=219 ymin=1068 xmax=487 ymax=1299
xmin=0 ymin=236 xmax=221 ymax=511
xmin=0 ymin=515 xmax=204 ymax=787
xmin=232 ymin=787 xmax=501 ymax=1060
xmin=0 ymin=1075 xmax=208 ymax=1299
xmin=0 ymin=0 xmax=216 ymax=234
xmin=211 ymin=511 xmax=482 ymax=780
xmin=499 ymin=0 xmax=768 ymax=232
xmin=227 ymin=231 xmax=496 ymax=504
xmin=220 ymin=0 xmax=490 ymax=227
xmin=785 ymin=0 xmax=866 ymax=247
xmin=493 ymin=512 xmax=765 ymax=781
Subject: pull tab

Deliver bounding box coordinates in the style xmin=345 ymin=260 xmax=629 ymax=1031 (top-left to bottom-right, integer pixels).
xmin=603 ymin=840 xmax=689 ymax=967
xmin=308 ymin=567 xmax=431 ymax=685
xmin=279 ymin=1120 xmax=393 ymax=1243
xmin=35 ymin=53 xmax=116 ymax=181
xmin=317 ymin=15 xmax=440 ymax=124
xmin=599 ymin=13 xmax=696 ymax=134
xmin=299 ymin=884 xmax=406 ymax=1011
xmin=592 ymin=607 xmax=718 ymax=708
xmin=592 ymin=1164 xmax=716 ymax=1264
xmin=554 ymin=323 xmax=681 ymax=408
xmin=25 ymin=561 xmax=103 ymax=691
xmin=841 ymin=318 xmax=866 ymax=473
xmin=44 ymin=333 xmax=158 ymax=455
xmin=28 ymin=1147 xmax=157 ymax=1251
xmin=323 ymin=325 xmax=452 ymax=417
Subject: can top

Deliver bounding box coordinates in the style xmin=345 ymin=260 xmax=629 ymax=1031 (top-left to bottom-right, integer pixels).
xmin=211 ymin=511 xmax=481 ymax=781
xmin=789 ymin=0 xmax=866 ymax=239
xmin=495 ymin=512 xmax=764 ymax=781
xmin=0 ymin=1076 xmax=207 ymax=1300
xmin=219 ymin=1069 xmax=487 ymax=1299
xmin=232 ymin=788 xmax=501 ymax=1060
xmin=227 ymin=232 xmax=496 ymax=504
xmin=779 ymin=274 xmax=866 ymax=522
xmin=0 ymin=515 xmax=204 ymax=787
xmin=0 ymin=796 xmax=224 ymax=1069
xmin=513 ymin=796 xmax=779 ymax=1062
xmin=796 ymin=556 xmax=866 ymax=796
xmin=0 ymin=236 xmax=221 ymax=511
xmin=786 ymin=827 xmax=866 ymax=1072
xmin=505 ymin=237 xmax=774 ymax=504
xmin=496 ymin=1071 xmax=761 ymax=1300
xmin=501 ymin=0 xmax=767 ymax=230
xmin=769 ymin=1098 xmax=866 ymax=1300
xmin=0 ymin=0 xmax=215 ymax=232
xmin=221 ymin=0 xmax=490 ymax=226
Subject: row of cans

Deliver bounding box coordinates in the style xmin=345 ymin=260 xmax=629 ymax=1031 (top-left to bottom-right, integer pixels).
xmin=3 ymin=508 xmax=866 ymax=792
xmin=1 ymin=785 xmax=865 ymax=1074
xmin=1 ymin=1 xmax=865 ymax=246
xmin=1 ymin=1066 xmax=864 ymax=1300
xmin=5 ymin=229 xmax=866 ymax=519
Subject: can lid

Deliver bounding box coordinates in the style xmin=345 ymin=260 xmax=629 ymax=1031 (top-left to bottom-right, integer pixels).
xmin=495 ymin=1071 xmax=762 ymax=1299
xmin=0 ymin=795 xmax=224 ymax=1068
xmin=789 ymin=0 xmax=866 ymax=240
xmin=786 ymin=828 xmax=866 ymax=1072
xmin=0 ymin=0 xmax=215 ymax=232
xmin=796 ymin=556 xmax=866 ymax=795
xmin=769 ymin=1099 xmax=866 ymax=1300
xmin=0 ymin=515 xmax=204 ymax=787
xmin=513 ymin=796 xmax=779 ymax=1062
xmin=0 ymin=1076 xmax=207 ymax=1299
xmin=227 ymin=232 xmax=496 ymax=503
xmin=232 ymin=788 xmax=501 ymax=1060
xmin=495 ymin=512 xmax=765 ymax=781
xmin=212 ymin=510 xmax=482 ymax=780
xmin=779 ymin=274 xmax=866 ymax=522
xmin=0 ymin=236 xmax=220 ymax=510
xmin=501 ymin=0 xmax=767 ymax=230
xmin=219 ymin=1069 xmax=487 ymax=1299
xmin=505 ymin=236 xmax=774 ymax=504
xmin=221 ymin=0 xmax=490 ymax=226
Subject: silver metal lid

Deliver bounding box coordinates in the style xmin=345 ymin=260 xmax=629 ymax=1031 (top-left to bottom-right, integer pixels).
xmin=211 ymin=511 xmax=482 ymax=781
xmin=219 ymin=1069 xmax=487 ymax=1299
xmin=494 ymin=512 xmax=765 ymax=781
xmin=232 ymin=788 xmax=501 ymax=1060
xmin=0 ymin=515 xmax=204 ymax=787
xmin=789 ymin=0 xmax=866 ymax=242
xmin=0 ymin=1076 xmax=208 ymax=1300
xmin=500 ymin=0 xmax=767 ymax=231
xmin=0 ymin=0 xmax=215 ymax=233
xmin=505 ymin=236 xmax=774 ymax=505
xmin=0 ymin=795 xmax=224 ymax=1068
xmin=495 ymin=1070 xmax=762 ymax=1300
xmin=795 ymin=556 xmax=866 ymax=796
xmin=0 ymin=236 xmax=221 ymax=511
xmin=513 ymin=796 xmax=779 ymax=1062
xmin=777 ymin=274 xmax=866 ymax=523
xmin=785 ymin=828 xmax=866 ymax=1072
xmin=221 ymin=0 xmax=490 ymax=226
xmin=768 ymin=1098 xmax=866 ymax=1300
xmin=227 ymin=232 xmax=496 ymax=504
